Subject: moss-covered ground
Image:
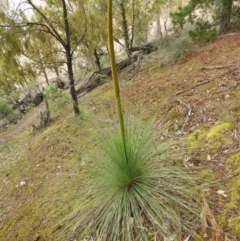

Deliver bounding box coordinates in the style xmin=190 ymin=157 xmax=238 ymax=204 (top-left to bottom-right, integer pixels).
xmin=1 ymin=33 xmax=240 ymax=240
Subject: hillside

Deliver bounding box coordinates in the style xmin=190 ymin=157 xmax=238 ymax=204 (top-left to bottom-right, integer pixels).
xmin=0 ymin=33 xmax=240 ymax=241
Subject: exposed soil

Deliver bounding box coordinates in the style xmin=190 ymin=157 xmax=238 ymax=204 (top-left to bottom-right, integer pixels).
xmin=0 ymin=104 xmax=45 ymax=144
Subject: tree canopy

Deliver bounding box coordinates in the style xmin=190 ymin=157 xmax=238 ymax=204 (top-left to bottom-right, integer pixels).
xmin=171 ymin=0 xmax=238 ymax=41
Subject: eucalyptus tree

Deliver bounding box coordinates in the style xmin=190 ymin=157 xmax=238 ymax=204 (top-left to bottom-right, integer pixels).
xmin=171 ymin=0 xmax=235 ymax=36
xmin=22 ymin=29 xmax=63 ymax=86
xmin=0 ymin=2 xmax=35 ymax=95
xmin=113 ymin=0 xmax=153 ymax=57
xmin=152 ymin=0 xmax=184 ymax=36
xmin=79 ymin=0 xmax=109 ymax=71
xmin=13 ymin=0 xmax=88 ymax=115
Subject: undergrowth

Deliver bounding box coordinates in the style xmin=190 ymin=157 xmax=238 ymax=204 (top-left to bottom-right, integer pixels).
xmin=60 ymin=115 xmax=200 ymax=241
xmin=156 ymin=35 xmax=193 ymax=66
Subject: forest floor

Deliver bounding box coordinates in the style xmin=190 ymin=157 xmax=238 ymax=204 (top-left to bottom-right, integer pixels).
xmin=0 ymin=32 xmax=240 ymax=241
xmin=0 ymin=104 xmax=45 ymax=144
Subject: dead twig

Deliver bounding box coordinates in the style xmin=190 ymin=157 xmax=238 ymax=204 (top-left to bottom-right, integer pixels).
xmin=85 ymin=70 xmax=99 ymax=85
xmin=200 ymin=192 xmax=224 ymax=241
xmin=174 ymin=80 xmax=211 ymax=96
xmin=128 ymin=51 xmax=144 ymax=80
xmin=15 ymin=184 xmax=21 ymax=196
xmin=217 ymin=33 xmax=240 ymax=38
xmin=200 ymin=63 xmax=240 ymax=70
xmin=176 ymin=98 xmax=192 ymax=133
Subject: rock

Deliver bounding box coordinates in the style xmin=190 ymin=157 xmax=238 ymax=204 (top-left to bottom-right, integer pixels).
xmin=13 ymin=93 xmax=32 ymax=113
xmin=7 ymin=111 xmax=22 ymax=124
xmin=19 ymin=93 xmax=32 ymax=107
xmin=32 ymin=93 xmax=44 ymax=106
xmin=54 ymin=77 xmax=66 ymax=89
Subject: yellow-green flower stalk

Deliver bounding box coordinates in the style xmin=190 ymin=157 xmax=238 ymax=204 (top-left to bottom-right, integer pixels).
xmin=108 ymin=0 xmax=126 ymax=155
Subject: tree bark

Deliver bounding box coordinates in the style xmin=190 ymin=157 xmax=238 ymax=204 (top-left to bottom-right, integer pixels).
xmin=53 ymin=66 xmax=60 ymax=77
xmin=43 ymin=88 xmax=50 ymax=122
xmin=219 ymin=0 xmax=233 ymax=33
xmin=119 ymin=1 xmax=131 ymax=58
xmin=42 ymin=67 xmax=50 ymax=85
xmin=62 ymin=0 xmax=80 ymax=115
xmin=156 ymin=14 xmax=162 ymax=37
xmin=94 ymin=48 xmax=102 ymax=71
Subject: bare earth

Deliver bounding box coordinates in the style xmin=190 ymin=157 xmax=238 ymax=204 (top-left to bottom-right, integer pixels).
xmin=0 ymin=103 xmax=45 ymax=144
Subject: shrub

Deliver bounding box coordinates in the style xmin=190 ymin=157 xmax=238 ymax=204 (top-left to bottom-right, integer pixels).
xmin=189 ymin=28 xmax=218 ymax=43
xmin=0 ymin=98 xmax=13 ymax=117
xmin=43 ymin=84 xmax=72 ymax=115
xmin=157 ymin=36 xmax=193 ymax=66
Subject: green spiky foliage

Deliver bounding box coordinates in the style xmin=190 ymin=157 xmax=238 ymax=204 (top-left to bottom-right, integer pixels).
xmin=62 ymin=116 xmax=200 ymax=241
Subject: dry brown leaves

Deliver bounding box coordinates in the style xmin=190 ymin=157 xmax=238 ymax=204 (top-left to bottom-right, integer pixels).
xmin=200 ymin=192 xmax=225 ymax=241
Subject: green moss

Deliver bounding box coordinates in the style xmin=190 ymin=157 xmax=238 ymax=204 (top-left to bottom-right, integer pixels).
xmin=222 ymin=152 xmax=240 ymax=236
xmin=229 ymin=216 xmax=240 ymax=235
xmin=99 ymin=89 xmax=114 ymax=100
xmin=206 ymin=122 xmax=232 ymax=139
xmin=187 ymin=130 xmax=203 ymax=148
xmin=226 ymin=151 xmax=240 ymax=169
xmin=187 ymin=122 xmax=232 ymax=150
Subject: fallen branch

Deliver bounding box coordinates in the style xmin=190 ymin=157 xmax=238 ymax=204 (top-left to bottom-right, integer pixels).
xmin=128 ymin=51 xmax=144 ymax=80
xmin=200 ymin=63 xmax=240 ymax=70
xmin=218 ymin=33 xmax=239 ymax=38
xmin=173 ymin=80 xmax=211 ymax=96
xmin=76 ymin=42 xmax=158 ymax=95
xmin=176 ymin=98 xmax=192 ymax=133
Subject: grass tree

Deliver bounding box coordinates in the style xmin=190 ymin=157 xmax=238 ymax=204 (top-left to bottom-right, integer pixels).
xmin=63 ymin=0 xmax=201 ymax=240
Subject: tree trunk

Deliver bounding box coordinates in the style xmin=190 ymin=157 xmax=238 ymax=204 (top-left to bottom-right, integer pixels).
xmin=62 ymin=0 xmax=80 ymax=116
xmin=67 ymin=54 xmax=80 ymax=115
xmin=43 ymin=88 xmax=50 ymax=122
xmin=42 ymin=68 xmax=50 ymax=85
xmin=94 ymin=48 xmax=102 ymax=71
xmin=219 ymin=0 xmax=233 ymax=33
xmin=156 ymin=14 xmax=162 ymax=37
xmin=119 ymin=1 xmax=131 ymax=58
xmin=53 ymin=66 xmax=59 ymax=77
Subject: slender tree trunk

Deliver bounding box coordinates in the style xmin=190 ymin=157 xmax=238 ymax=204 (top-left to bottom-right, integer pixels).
xmin=94 ymin=48 xmax=101 ymax=71
xmin=163 ymin=18 xmax=168 ymax=35
xmin=39 ymin=53 xmax=50 ymax=85
xmin=66 ymin=52 xmax=80 ymax=115
xmin=130 ymin=0 xmax=136 ymax=52
xmin=156 ymin=13 xmax=162 ymax=37
xmin=42 ymin=68 xmax=50 ymax=85
xmin=42 ymin=87 xmax=50 ymax=123
xmin=119 ymin=1 xmax=131 ymax=58
xmin=62 ymin=0 xmax=80 ymax=115
xmin=53 ymin=66 xmax=59 ymax=77
xmin=219 ymin=0 xmax=233 ymax=33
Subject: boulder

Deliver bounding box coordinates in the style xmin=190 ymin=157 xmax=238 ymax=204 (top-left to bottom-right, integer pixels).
xmin=54 ymin=77 xmax=66 ymax=89
xmin=32 ymin=93 xmax=44 ymax=106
